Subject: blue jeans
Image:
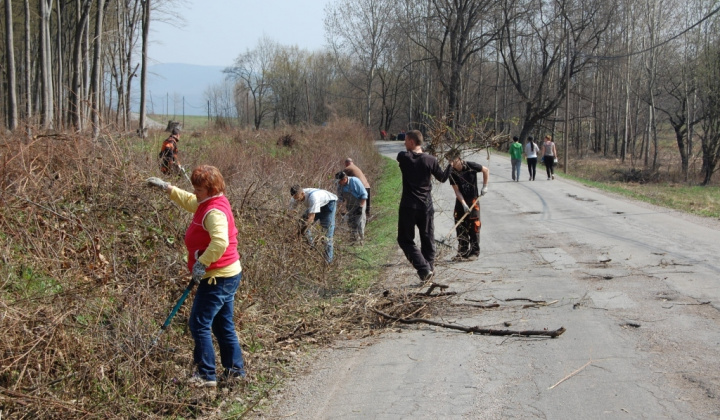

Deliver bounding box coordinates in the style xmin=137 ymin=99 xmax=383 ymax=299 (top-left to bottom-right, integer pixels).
xmin=189 ymin=272 xmax=246 ymax=381
xmin=305 ymin=200 xmax=336 ymax=262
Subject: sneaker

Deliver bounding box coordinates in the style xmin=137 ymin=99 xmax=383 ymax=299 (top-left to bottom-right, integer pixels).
xmin=547 ymin=177 xmax=551 ymax=180
xmin=417 ymin=270 xmax=434 ymax=281
xmin=529 ymin=177 xmax=532 ymax=181
xmin=451 ymin=254 xmax=466 ymax=262
xmin=467 ymin=255 xmax=479 ymax=261
xmin=551 ymin=174 xmax=555 ymax=180
xmin=188 ymin=373 xmax=217 ymax=388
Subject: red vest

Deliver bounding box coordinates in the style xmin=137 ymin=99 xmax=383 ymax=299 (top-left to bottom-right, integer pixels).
xmin=184 ymin=195 xmax=239 ymax=272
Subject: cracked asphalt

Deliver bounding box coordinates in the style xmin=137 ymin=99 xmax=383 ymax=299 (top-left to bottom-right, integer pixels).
xmin=258 ymin=142 xmax=720 ymax=419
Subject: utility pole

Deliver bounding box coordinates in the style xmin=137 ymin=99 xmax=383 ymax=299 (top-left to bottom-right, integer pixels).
xmin=564 ymin=18 xmax=571 ymax=173
xmin=183 ymin=96 xmax=185 ymax=128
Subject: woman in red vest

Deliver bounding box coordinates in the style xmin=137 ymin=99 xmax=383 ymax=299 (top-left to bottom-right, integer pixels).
xmin=147 ymin=165 xmax=245 ymax=388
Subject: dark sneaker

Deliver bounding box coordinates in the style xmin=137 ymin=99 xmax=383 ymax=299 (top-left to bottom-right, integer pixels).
xmin=417 ymin=270 xmax=434 ymax=281
xmin=188 ymin=373 xmax=217 ymax=388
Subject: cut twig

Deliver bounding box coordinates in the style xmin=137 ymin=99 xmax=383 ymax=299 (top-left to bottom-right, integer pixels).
xmin=548 ymin=360 xmax=593 ymax=389
xmin=371 ymin=309 xmax=565 ymax=338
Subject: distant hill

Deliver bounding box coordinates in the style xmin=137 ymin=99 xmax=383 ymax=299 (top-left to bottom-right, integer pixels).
xmin=132 ymin=63 xmax=228 ymax=116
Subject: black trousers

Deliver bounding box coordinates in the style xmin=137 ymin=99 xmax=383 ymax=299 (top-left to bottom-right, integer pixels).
xmin=543 ymin=156 xmax=555 ymax=177
xmin=454 ymin=201 xmax=480 ymax=257
xmin=397 ymin=206 xmax=435 ymax=274
xmin=526 ymin=157 xmax=537 ymax=180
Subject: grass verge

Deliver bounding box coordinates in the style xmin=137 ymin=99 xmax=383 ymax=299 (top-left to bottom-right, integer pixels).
xmin=561 ymin=173 xmax=720 ymax=219
xmin=340 ymin=156 xmax=401 ymax=290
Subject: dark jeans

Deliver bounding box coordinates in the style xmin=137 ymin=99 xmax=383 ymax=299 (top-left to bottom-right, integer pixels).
xmin=365 ymin=187 xmax=371 ymax=216
xmin=543 ymin=156 xmax=555 ymax=178
xmin=527 ymin=157 xmax=537 ymax=180
xmin=454 ymin=201 xmax=480 ymax=257
xmin=397 ymin=206 xmax=435 ymax=274
xmin=189 ymin=272 xmax=246 ymax=381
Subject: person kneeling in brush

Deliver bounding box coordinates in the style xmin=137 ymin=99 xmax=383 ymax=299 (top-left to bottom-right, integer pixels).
xmin=147 ymin=165 xmax=246 ymax=388
xmin=447 ymin=151 xmax=489 ymax=261
xmin=288 ymin=184 xmax=338 ymax=263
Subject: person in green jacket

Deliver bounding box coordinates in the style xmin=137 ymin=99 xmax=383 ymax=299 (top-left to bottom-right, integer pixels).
xmin=510 ymin=136 xmax=523 ymax=182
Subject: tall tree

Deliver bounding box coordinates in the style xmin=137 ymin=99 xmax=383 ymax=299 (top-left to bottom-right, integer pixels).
xmin=5 ymin=0 xmax=18 ymax=130
xmin=39 ymin=0 xmax=54 ymax=129
xmin=225 ymin=37 xmax=276 ymax=129
xmin=69 ymin=0 xmax=92 ymax=131
xmin=499 ymin=0 xmax=613 ymax=141
xmin=325 ymin=0 xmax=394 ymax=127
xmin=91 ymin=0 xmax=107 ymax=139
xmin=138 ymin=0 xmax=150 ymax=137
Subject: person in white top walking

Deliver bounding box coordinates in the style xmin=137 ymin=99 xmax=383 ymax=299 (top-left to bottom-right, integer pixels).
xmin=289 ymin=185 xmax=338 ymax=263
xmin=524 ymin=136 xmax=540 ymax=181
xmin=540 ymin=135 xmax=558 ymax=180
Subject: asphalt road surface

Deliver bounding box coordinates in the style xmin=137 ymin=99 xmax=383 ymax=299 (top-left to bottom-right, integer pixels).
xmin=260 ymin=141 xmax=720 ymax=419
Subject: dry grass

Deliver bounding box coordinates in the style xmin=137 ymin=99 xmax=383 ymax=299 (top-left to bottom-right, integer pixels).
xmin=561 ymin=151 xmax=720 ymax=218
xmin=0 ymin=120 xmax=433 ymax=418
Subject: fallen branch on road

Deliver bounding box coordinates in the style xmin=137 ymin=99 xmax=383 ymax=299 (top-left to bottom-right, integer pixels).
xmin=371 ymin=309 xmax=566 ymax=338
xmin=548 ymin=360 xmax=593 ymax=389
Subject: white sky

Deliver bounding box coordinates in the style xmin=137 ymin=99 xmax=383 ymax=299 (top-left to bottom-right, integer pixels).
xmin=150 ymin=0 xmax=330 ymax=67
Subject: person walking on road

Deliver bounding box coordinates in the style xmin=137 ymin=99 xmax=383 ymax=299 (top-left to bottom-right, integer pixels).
xmin=397 ymin=130 xmax=452 ymax=281
xmin=448 ymin=153 xmax=489 ymax=261
xmin=525 ymin=136 xmax=540 ymax=181
xmin=159 ymin=127 xmax=182 ymax=175
xmin=335 ymin=171 xmax=368 ymax=243
xmin=509 ymin=136 xmax=523 ymax=182
xmin=289 ymin=185 xmax=338 ymax=263
xmin=541 ymin=135 xmax=558 ymax=180
xmin=146 ymin=166 xmax=246 ymax=388
xmin=343 ymin=158 xmax=372 ymax=217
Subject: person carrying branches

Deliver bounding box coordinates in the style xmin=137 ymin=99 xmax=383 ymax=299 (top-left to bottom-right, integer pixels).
xmin=447 ymin=151 xmax=489 ymax=261
xmin=159 ymin=127 xmax=181 ymax=175
xmin=397 ymin=130 xmax=452 ymax=281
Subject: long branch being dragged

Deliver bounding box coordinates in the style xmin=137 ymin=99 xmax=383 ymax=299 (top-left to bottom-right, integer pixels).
xmin=371 ymin=309 xmax=566 ymax=338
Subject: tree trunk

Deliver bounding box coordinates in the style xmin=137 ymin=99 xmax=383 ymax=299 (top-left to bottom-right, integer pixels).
xmin=138 ymin=0 xmax=150 ymax=137
xmin=5 ymin=0 xmax=18 ymax=131
xmin=39 ymin=0 xmax=54 ymax=129
xmin=90 ymin=0 xmax=106 ymax=139
xmin=70 ymin=0 xmax=91 ymax=131
xmin=24 ymin=0 xmax=32 ymax=128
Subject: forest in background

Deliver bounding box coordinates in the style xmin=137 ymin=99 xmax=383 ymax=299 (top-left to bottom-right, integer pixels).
xmin=1 ymin=0 xmax=720 ymax=184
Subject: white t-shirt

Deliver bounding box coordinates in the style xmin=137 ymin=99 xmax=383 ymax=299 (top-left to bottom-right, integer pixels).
xmin=525 ymin=142 xmax=539 ymax=158
xmin=290 ymin=188 xmax=337 ymax=214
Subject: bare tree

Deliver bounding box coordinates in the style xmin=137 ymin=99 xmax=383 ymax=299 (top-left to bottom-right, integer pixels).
xmin=39 ymin=0 xmax=54 ymax=129
xmin=138 ymin=0 xmax=150 ymax=137
xmin=225 ymin=37 xmax=277 ymax=129
xmin=325 ymin=0 xmax=395 ymax=127
xmin=499 ymin=0 xmax=613 ymax=142
xmin=69 ymin=0 xmax=92 ymax=131
xmin=90 ymin=0 xmax=107 ymax=139
xmin=5 ymin=0 xmax=18 ymax=130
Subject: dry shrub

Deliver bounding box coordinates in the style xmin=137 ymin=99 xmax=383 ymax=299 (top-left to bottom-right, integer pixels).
xmin=0 ymin=119 xmax=386 ymax=418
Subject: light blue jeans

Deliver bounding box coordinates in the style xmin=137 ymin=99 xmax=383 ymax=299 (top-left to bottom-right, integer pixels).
xmin=189 ymin=272 xmax=246 ymax=381
xmin=305 ymin=200 xmax=336 ymax=262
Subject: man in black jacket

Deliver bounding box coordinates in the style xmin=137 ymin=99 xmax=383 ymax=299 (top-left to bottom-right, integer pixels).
xmin=397 ymin=130 xmax=451 ymax=281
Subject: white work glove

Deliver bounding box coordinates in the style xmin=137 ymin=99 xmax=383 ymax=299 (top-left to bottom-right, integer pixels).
xmin=192 ymin=260 xmax=207 ymax=283
xmin=146 ymin=177 xmax=169 ymax=191
xmin=462 ymin=202 xmax=470 ymax=213
xmin=480 ymin=185 xmax=488 ymax=196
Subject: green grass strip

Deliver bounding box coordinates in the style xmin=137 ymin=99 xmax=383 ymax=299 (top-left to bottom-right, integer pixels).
xmin=341 ymin=156 xmax=401 ymax=290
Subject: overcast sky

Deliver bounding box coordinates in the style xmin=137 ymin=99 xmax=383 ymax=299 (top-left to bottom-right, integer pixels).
xmin=149 ymin=0 xmax=330 ymax=67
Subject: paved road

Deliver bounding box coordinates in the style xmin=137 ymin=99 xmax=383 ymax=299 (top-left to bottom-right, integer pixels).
xmin=262 ymin=141 xmax=720 ymax=419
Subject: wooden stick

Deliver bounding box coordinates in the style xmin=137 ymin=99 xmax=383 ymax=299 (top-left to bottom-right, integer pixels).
xmin=441 ymin=195 xmax=481 ymax=244
xmin=548 ymin=360 xmax=592 ymax=389
xmin=371 ymin=308 xmax=565 ymax=337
